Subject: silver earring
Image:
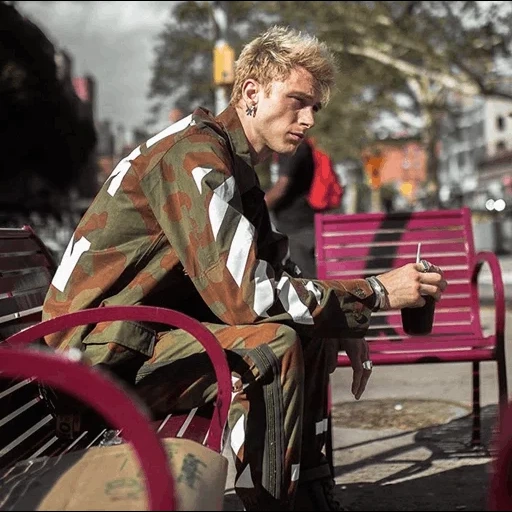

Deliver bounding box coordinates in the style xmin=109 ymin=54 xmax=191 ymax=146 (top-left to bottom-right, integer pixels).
xmin=245 ymin=104 xmax=256 ymax=117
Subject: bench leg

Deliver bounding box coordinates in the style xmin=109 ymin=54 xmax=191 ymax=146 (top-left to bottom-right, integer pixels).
xmin=497 ymin=344 xmax=509 ymax=415
xmin=495 ymin=348 xmax=509 ymax=454
xmin=326 ymin=413 xmax=334 ymax=477
xmin=471 ymin=361 xmax=482 ymax=447
xmin=325 ymin=380 xmax=334 ymax=477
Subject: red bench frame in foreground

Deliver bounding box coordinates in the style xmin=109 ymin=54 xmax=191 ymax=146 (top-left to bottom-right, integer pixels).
xmin=4 ymin=305 xmax=232 ymax=453
xmin=315 ymin=207 xmax=508 ymax=464
xmin=2 ymin=305 xmax=232 ymax=510
xmin=1 ymin=346 xmax=176 ymax=510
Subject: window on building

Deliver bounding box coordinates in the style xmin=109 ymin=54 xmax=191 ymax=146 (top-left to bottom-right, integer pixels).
xmin=496 ymin=140 xmax=506 ymax=153
xmin=473 ymin=147 xmax=485 ymax=166
xmin=473 ymin=122 xmax=484 ymax=140
xmin=497 ymin=116 xmax=505 ymax=131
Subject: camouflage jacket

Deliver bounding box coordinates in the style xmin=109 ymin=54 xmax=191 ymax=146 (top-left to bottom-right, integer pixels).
xmin=42 ymin=106 xmax=376 ymax=358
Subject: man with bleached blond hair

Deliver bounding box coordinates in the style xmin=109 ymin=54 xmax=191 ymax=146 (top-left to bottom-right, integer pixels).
xmin=43 ymin=25 xmax=446 ymax=510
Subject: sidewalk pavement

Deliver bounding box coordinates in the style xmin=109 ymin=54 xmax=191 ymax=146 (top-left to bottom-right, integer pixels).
xmin=223 ymin=259 xmax=512 ymax=510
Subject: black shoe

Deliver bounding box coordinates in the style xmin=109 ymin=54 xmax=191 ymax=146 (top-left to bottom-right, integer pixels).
xmin=293 ymin=477 xmax=348 ymax=511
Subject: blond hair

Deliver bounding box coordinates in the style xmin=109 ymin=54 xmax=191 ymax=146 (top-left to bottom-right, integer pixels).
xmin=230 ymin=25 xmax=337 ymax=108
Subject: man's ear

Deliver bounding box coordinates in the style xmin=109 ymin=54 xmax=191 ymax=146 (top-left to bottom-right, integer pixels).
xmin=241 ymin=78 xmax=260 ymax=105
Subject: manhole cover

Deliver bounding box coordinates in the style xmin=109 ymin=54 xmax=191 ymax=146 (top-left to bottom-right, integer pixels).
xmin=331 ymin=398 xmax=471 ymax=430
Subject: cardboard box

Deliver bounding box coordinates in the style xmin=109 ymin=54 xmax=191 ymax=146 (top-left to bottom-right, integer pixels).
xmin=0 ymin=437 xmax=228 ymax=510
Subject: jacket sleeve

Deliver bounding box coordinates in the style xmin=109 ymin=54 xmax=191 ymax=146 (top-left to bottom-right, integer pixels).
xmin=142 ymin=135 xmax=374 ymax=339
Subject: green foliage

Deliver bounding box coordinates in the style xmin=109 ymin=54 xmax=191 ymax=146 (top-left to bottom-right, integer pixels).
xmin=147 ymin=0 xmax=512 ymax=175
xmin=147 ymin=1 xmax=275 ymax=124
xmin=148 ymin=1 xmax=215 ymax=120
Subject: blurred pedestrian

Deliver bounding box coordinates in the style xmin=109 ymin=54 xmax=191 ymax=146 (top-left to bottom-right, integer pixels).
xmin=265 ymin=137 xmax=341 ymax=279
xmin=43 ymin=25 xmax=447 ymax=511
xmin=265 ymin=139 xmax=317 ymax=277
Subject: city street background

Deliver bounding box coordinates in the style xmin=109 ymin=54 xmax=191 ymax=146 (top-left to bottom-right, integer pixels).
xmin=3 ymin=2 xmax=512 ymax=510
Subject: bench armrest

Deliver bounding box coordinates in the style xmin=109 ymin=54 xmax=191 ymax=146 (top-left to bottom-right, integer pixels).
xmin=0 ymin=346 xmax=175 ymax=511
xmin=5 ymin=305 xmax=231 ymax=453
xmin=471 ymin=251 xmax=505 ymax=346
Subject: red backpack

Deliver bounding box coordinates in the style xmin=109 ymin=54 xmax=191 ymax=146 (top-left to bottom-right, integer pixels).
xmin=307 ymin=144 xmax=343 ymax=211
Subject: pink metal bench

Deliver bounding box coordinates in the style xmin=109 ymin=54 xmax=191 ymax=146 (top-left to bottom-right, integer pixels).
xmin=315 ymin=207 xmax=508 ymax=457
xmin=0 ymin=226 xmax=232 ymax=508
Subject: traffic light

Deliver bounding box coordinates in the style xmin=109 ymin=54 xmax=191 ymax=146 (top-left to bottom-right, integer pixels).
xmin=364 ymin=153 xmax=384 ymax=189
xmin=370 ymin=166 xmax=381 ymax=189
xmin=213 ymin=42 xmax=235 ymax=85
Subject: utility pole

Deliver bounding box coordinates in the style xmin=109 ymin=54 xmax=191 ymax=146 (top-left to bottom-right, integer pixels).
xmin=211 ymin=1 xmax=234 ymax=114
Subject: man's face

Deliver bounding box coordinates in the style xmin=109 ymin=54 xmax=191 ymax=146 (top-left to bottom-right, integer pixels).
xmin=254 ymin=66 xmax=322 ymax=156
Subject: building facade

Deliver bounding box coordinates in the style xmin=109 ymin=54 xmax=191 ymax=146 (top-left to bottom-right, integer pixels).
xmin=438 ymin=90 xmax=512 ymax=212
xmin=438 ymin=88 xmax=512 ymax=253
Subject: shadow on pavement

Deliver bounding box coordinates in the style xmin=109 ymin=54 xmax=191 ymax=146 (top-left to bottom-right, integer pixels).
xmin=335 ymin=464 xmax=489 ymax=511
xmin=333 ymin=404 xmax=499 ymax=511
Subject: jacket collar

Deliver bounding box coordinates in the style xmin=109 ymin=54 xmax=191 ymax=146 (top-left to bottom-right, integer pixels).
xmin=216 ymin=105 xmax=254 ymax=168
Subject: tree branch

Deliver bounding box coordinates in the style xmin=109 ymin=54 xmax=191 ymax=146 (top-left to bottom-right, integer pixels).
xmin=333 ymin=42 xmax=481 ymax=97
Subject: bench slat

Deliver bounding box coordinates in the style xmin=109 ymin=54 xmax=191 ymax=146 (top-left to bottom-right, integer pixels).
xmin=320 ymin=228 xmax=466 ymax=246
xmin=366 ymin=333 xmax=475 ymax=342
xmin=0 ymin=378 xmax=34 ymax=400
xmin=0 ymin=228 xmax=37 ymax=238
xmin=0 ymin=237 xmax=43 ymax=254
xmin=0 ymin=397 xmax=41 ymax=428
xmin=155 ymin=407 xmax=213 ymax=445
xmin=323 ymin=241 xmax=468 ymax=260
xmin=368 ymin=307 xmax=478 ymax=333
xmin=29 ymin=435 xmax=61 ymax=459
xmin=337 ymin=349 xmax=495 ymax=365
xmin=323 ymin=254 xmax=470 ymax=272
xmin=0 ymin=312 xmax=44 ymax=341
xmin=0 ymin=254 xmax=49 ymax=273
xmin=370 ymin=327 xmax=476 ymax=338
xmin=0 ymin=290 xmax=48 ymax=317
xmin=322 ymin=266 xmax=472 ymax=281
xmin=0 ymin=415 xmax=53 ymax=460
xmin=438 ymin=283 xmax=472 ymax=295
xmin=0 ymin=268 xmax=52 ymax=295
xmin=0 ymin=306 xmax=43 ymax=326
xmin=320 ymin=215 xmax=466 ymax=232
xmin=367 ymin=335 xmax=495 ymax=351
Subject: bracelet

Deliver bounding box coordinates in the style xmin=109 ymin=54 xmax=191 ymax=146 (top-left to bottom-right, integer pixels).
xmin=366 ymin=276 xmax=387 ymax=311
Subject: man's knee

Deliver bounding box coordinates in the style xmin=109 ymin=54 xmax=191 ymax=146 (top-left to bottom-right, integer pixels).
xmin=267 ymin=323 xmax=302 ymax=358
xmin=237 ymin=324 xmax=303 ymax=385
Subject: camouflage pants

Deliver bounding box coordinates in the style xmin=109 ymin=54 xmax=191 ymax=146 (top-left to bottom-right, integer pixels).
xmin=84 ymin=322 xmax=337 ymax=511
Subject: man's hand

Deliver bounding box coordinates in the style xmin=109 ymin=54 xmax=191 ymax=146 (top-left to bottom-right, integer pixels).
xmin=376 ymin=262 xmax=447 ymax=310
xmin=340 ymin=338 xmax=372 ymax=400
